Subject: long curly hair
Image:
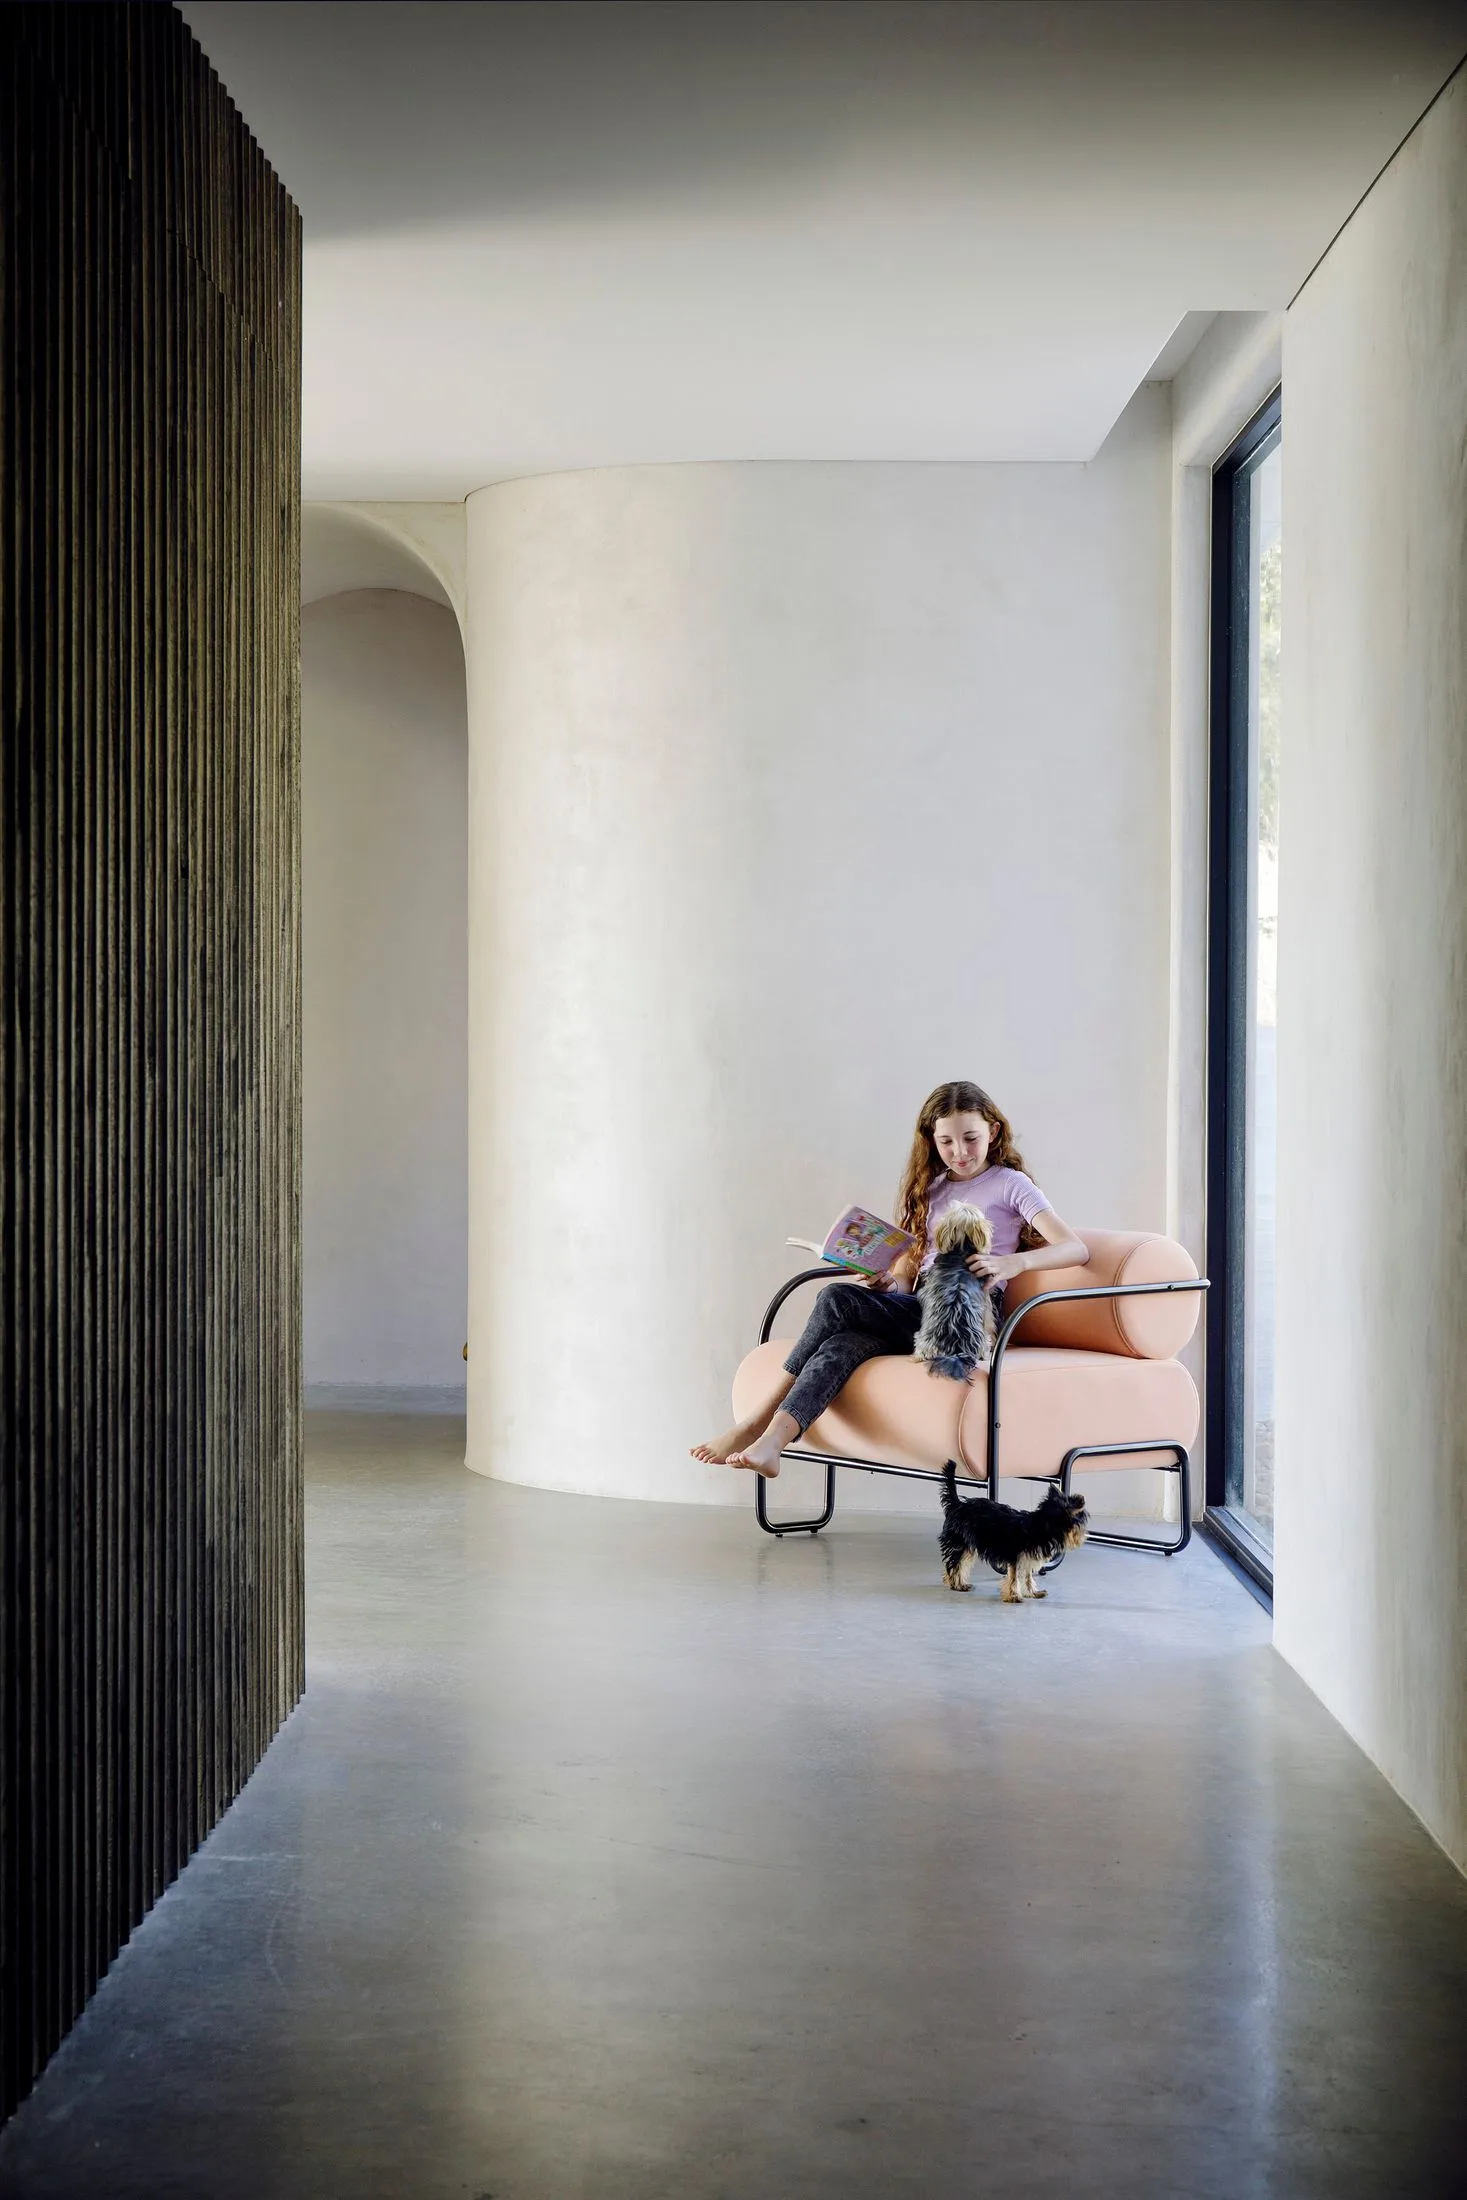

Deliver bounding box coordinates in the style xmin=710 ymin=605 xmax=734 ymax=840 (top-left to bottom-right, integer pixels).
xmin=895 ymin=1080 xmax=1030 ymax=1269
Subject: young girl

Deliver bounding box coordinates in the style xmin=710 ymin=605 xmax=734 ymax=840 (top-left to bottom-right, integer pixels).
xmin=691 ymin=1080 xmax=1089 ymax=1478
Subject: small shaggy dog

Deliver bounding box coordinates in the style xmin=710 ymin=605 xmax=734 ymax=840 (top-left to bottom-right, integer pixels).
xmin=939 ymin=1462 xmax=1090 ymax=1602
xmin=913 ymin=1202 xmax=1001 ymax=1380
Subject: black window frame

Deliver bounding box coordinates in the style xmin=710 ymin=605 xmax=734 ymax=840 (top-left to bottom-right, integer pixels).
xmin=1205 ymin=388 xmax=1282 ymax=1600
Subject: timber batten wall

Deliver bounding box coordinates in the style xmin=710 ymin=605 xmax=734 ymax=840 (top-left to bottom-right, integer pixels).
xmin=0 ymin=2 xmax=303 ymax=2115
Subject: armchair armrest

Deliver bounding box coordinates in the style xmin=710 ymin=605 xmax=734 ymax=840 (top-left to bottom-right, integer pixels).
xmin=1002 ymin=1230 xmax=1202 ymax=1358
xmin=758 ymin=1265 xmax=852 ymax=1345
xmin=985 ymin=1276 xmax=1209 ymax=1494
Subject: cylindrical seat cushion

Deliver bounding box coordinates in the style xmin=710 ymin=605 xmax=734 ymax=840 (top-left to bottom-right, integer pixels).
xmin=732 ymin=1338 xmax=1200 ymax=1479
xmin=999 ymin=1230 xmax=1201 ymax=1359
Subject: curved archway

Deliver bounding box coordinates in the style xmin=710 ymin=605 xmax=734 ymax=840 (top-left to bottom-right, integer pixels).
xmin=301 ymin=505 xmax=469 ymax=1411
xmin=303 ymin=502 xmax=466 ymax=633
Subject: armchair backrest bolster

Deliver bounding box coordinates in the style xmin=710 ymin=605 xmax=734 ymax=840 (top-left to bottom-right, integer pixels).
xmin=1000 ymin=1231 xmax=1200 ymax=1360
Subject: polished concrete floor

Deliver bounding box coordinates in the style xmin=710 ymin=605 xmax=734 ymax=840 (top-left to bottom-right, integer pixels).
xmin=4 ymin=1417 xmax=1467 ymax=2200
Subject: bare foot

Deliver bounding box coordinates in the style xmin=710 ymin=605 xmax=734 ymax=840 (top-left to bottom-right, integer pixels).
xmin=690 ymin=1412 xmax=775 ymax=1466
xmin=725 ymin=1429 xmax=783 ymax=1479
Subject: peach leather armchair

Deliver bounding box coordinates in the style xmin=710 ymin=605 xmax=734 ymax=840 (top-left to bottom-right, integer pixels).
xmin=731 ymin=1231 xmax=1208 ymax=1551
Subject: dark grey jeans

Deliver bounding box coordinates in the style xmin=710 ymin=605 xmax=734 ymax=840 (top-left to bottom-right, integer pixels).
xmin=781 ymin=1280 xmax=922 ymax=1433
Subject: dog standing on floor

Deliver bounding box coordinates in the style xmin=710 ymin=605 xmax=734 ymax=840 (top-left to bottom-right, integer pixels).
xmin=939 ymin=1463 xmax=1089 ymax=1602
xmin=913 ymin=1202 xmax=1001 ymax=1381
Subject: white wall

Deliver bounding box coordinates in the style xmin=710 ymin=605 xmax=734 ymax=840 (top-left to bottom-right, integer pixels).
xmin=465 ymin=395 xmax=1173 ymax=1505
xmin=1275 ymin=71 xmax=1467 ymax=1870
xmin=303 ymin=588 xmax=469 ymax=1400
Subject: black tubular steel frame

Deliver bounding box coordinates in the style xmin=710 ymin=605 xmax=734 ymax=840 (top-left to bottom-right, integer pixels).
xmin=752 ymin=1269 xmax=1208 ymax=1552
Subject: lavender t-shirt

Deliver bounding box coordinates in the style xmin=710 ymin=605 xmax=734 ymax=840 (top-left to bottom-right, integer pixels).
xmin=919 ymin=1167 xmax=1052 ymax=1273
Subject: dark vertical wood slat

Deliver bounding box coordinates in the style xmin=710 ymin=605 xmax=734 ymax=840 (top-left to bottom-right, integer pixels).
xmin=91 ymin=71 xmax=118 ymax=2003
xmin=59 ymin=54 xmax=81 ymax=2029
xmin=176 ymin=53 xmax=197 ymax=1872
xmin=124 ymin=1 xmax=148 ymax=1942
xmin=1 ymin=1 xmax=303 ymax=2119
xmin=39 ymin=33 xmax=62 ymax=2064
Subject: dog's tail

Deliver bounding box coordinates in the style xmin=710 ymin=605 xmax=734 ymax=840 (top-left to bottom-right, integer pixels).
xmin=941 ymin=1459 xmax=959 ymax=1513
xmin=927 ymin=1353 xmax=974 ymax=1384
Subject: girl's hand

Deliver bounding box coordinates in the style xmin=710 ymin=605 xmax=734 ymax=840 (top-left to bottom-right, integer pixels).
xmin=966 ymin=1251 xmax=1026 ymax=1283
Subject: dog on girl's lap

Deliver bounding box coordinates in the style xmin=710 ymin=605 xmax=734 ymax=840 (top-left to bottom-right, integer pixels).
xmin=939 ymin=1463 xmax=1089 ymax=1603
xmin=913 ymin=1201 xmax=1001 ymax=1380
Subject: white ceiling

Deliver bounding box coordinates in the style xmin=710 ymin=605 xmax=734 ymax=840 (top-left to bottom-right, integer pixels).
xmin=184 ymin=0 xmax=1467 ymax=498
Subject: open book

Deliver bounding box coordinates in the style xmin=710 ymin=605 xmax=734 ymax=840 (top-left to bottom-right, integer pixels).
xmin=787 ymin=1205 xmax=918 ymax=1277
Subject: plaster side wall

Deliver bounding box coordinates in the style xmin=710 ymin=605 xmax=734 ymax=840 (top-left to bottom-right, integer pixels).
xmin=465 ymin=400 xmax=1172 ymax=1507
xmin=302 ymin=589 xmax=469 ymax=1395
xmin=1275 ymin=73 xmax=1467 ymax=1868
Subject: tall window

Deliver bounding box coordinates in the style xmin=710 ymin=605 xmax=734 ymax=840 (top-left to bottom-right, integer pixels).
xmin=1207 ymin=393 xmax=1281 ymax=1588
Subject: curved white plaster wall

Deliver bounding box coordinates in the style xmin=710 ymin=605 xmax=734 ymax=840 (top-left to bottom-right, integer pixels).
xmin=466 ymin=405 xmax=1171 ymax=1503
xmin=303 ymin=588 xmax=468 ymax=1399
xmin=1275 ymin=71 xmax=1467 ymax=1871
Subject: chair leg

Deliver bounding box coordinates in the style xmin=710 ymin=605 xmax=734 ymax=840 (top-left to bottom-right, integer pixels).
xmin=1037 ymin=1474 xmax=1070 ymax=1576
xmin=754 ymin=1459 xmax=838 ymax=1537
xmin=746 ymin=1443 xmax=1195 ymax=1552
xmin=1061 ymin=1445 xmax=1192 ymax=1555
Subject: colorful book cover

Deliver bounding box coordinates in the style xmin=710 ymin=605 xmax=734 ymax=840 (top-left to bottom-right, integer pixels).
xmin=787 ymin=1205 xmax=917 ymax=1276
